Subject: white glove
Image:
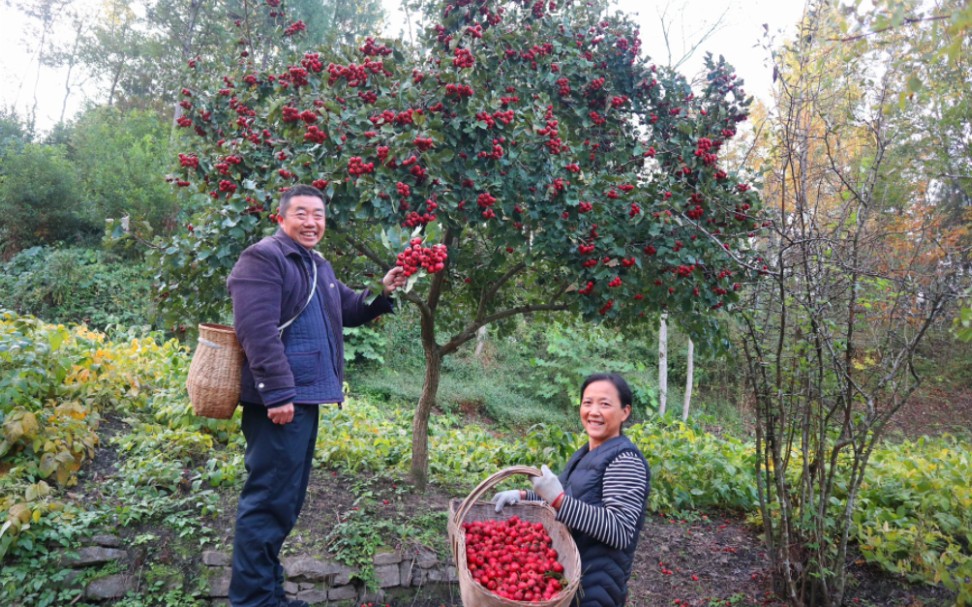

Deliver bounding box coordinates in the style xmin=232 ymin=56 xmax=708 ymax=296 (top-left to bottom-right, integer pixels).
xmin=531 ymin=465 xmax=564 ymax=505
xmin=491 ymin=489 xmax=521 ymax=513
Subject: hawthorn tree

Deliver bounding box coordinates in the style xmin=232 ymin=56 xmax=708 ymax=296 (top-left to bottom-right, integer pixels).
xmin=158 ymin=0 xmax=762 ymax=487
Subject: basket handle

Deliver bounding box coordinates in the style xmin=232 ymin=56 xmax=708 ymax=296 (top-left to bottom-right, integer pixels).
xmin=452 ymin=465 xmax=542 ymax=529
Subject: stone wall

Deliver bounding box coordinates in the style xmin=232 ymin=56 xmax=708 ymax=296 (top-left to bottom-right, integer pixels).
xmin=65 ymin=534 xmax=460 ymax=605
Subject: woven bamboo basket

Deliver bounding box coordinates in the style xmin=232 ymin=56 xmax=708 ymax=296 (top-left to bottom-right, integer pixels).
xmin=449 ymin=466 xmax=582 ymax=607
xmin=186 ymin=323 xmax=243 ymax=419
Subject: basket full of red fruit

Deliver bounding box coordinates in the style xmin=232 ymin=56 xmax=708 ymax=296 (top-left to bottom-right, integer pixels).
xmin=448 ymin=466 xmax=582 ymax=607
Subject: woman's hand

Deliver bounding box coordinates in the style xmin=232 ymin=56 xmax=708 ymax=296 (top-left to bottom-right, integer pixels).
xmin=532 ymin=465 xmax=565 ymax=508
xmin=491 ymin=490 xmax=522 ymax=513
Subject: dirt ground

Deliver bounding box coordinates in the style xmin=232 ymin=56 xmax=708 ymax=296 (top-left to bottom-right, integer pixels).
xmin=882 ymin=388 xmax=972 ymax=440
xmin=205 ymin=465 xmax=958 ymax=607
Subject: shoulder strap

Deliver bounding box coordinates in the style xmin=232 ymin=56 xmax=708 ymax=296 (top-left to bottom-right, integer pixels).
xmin=277 ymin=255 xmax=318 ymax=334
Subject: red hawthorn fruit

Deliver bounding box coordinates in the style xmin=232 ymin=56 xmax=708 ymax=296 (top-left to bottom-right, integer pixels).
xmin=463 ymin=516 xmax=565 ymax=602
xmin=395 ymin=242 xmax=448 ymax=277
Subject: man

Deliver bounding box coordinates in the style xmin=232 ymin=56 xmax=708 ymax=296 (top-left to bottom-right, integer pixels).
xmin=226 ymin=184 xmax=405 ymax=607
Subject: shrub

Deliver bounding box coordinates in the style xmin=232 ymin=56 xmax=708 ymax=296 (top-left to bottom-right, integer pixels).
xmin=0 ymin=246 xmax=154 ymax=329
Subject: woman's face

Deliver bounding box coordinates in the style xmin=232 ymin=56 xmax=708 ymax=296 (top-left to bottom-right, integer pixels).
xmin=580 ymin=380 xmax=631 ymax=450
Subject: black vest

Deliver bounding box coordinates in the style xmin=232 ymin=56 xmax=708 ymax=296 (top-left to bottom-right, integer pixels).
xmin=560 ymin=435 xmax=650 ymax=607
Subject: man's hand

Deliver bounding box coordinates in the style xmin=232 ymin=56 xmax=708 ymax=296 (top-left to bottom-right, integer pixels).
xmin=267 ymin=403 xmax=295 ymax=424
xmin=382 ymin=266 xmax=407 ymax=295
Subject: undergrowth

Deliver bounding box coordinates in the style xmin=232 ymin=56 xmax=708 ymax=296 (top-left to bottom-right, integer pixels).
xmin=1 ymin=312 xmax=969 ymax=604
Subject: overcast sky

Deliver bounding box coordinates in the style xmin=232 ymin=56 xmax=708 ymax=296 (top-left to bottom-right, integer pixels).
xmin=0 ymin=0 xmax=804 ymax=133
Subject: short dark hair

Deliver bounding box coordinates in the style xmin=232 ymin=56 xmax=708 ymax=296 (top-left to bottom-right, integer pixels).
xmin=280 ymin=184 xmax=326 ymax=216
xmin=580 ymin=372 xmax=633 ymax=411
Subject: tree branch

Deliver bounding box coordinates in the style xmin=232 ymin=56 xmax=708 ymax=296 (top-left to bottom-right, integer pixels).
xmin=830 ymin=14 xmax=950 ymax=43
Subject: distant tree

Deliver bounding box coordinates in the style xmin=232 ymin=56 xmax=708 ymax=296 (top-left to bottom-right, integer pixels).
xmin=741 ymin=1 xmax=968 ymax=604
xmin=72 ymin=0 xmax=386 ymax=111
xmin=67 ymin=107 xmax=180 ymax=233
xmin=0 ymin=144 xmax=100 ymax=254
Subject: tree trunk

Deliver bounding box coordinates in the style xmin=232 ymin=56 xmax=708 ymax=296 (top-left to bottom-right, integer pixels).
xmin=658 ymin=313 xmax=668 ymax=416
xmin=59 ymin=17 xmax=85 ymax=124
xmin=474 ymin=325 xmax=488 ymax=359
xmin=682 ymin=338 xmax=693 ymax=422
xmin=409 ymin=307 xmax=441 ymax=490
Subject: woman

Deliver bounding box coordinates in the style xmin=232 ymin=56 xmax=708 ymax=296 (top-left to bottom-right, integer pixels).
xmin=493 ymin=373 xmax=651 ymax=607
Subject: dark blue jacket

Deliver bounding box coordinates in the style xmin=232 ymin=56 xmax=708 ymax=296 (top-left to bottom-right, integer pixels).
xmin=560 ymin=435 xmax=650 ymax=607
xmin=227 ymin=230 xmax=393 ymax=406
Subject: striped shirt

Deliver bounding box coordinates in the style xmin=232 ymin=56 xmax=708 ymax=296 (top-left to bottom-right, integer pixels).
xmin=527 ymin=452 xmax=648 ymax=550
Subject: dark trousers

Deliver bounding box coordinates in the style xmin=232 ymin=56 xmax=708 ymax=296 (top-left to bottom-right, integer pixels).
xmin=229 ymin=403 xmax=319 ymax=607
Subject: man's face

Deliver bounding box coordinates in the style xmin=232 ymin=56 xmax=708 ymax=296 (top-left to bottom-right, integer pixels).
xmin=280 ymin=195 xmax=326 ymax=249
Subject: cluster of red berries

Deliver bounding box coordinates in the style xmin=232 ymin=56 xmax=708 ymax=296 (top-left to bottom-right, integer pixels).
xmin=478 ymin=142 xmax=504 ymax=160
xmin=284 ymin=66 xmax=309 ymax=87
xmin=463 ymin=516 xmax=565 ymax=603
xmin=347 ymin=157 xmax=375 ymax=177
xmin=281 ymin=106 xmax=303 ymax=123
xmin=304 ymin=126 xmax=326 ymax=144
xmin=531 ymin=0 xmax=545 ymax=19
xmin=413 ymin=136 xmax=434 ymax=151
xmin=178 ymin=153 xmax=199 ymax=169
xmin=733 ymin=202 xmax=752 ymax=221
xmin=453 ymin=47 xmax=475 ymax=68
xmin=359 ymin=37 xmax=393 ymax=56
xmin=694 ymin=137 xmax=719 ymax=166
xmin=477 ymin=192 xmax=497 ymax=209
xmin=326 ymin=59 xmax=386 ymax=87
xmin=300 ymin=52 xmax=324 ymax=73
xmin=396 ymin=238 xmax=447 ymax=276
xmin=283 ymin=20 xmax=306 ymax=36
xmin=403 ymin=211 xmax=436 ymax=228
xmin=674 ymin=264 xmax=696 ymax=278
xmin=537 ymin=116 xmax=565 ymax=154
xmin=445 ymin=83 xmax=475 ymax=99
